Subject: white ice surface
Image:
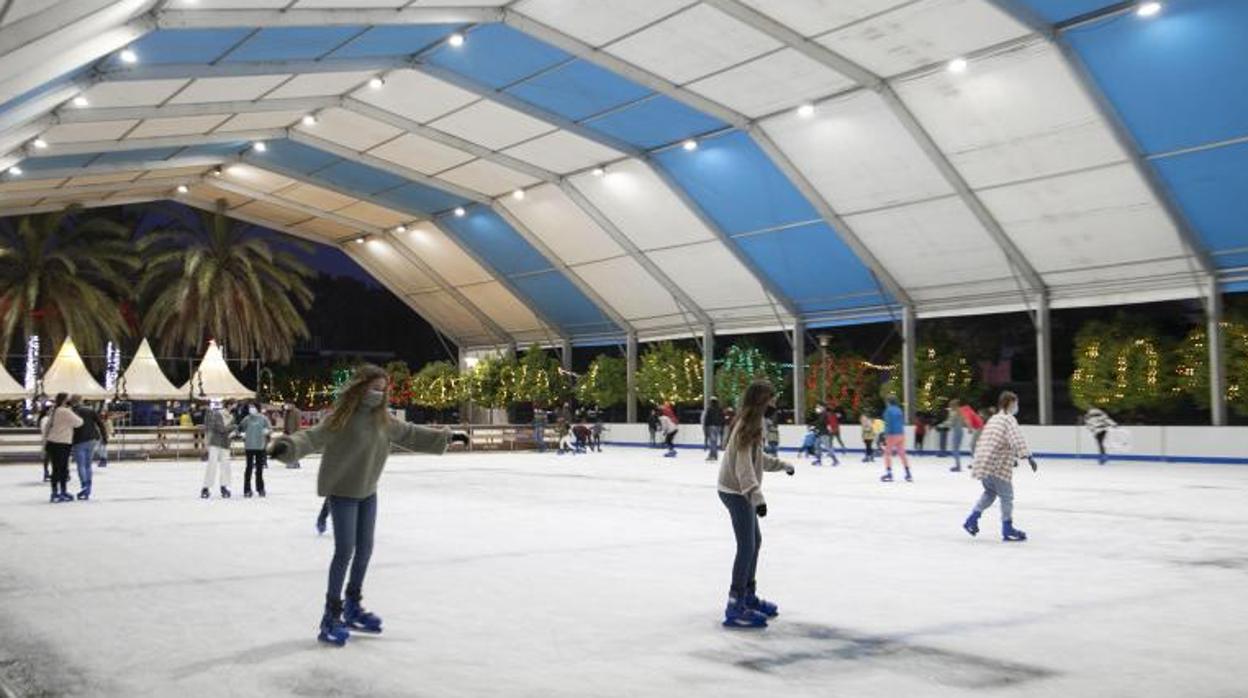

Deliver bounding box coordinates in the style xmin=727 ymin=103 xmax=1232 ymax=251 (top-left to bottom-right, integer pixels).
xmin=1 ymin=448 xmax=1246 ymax=697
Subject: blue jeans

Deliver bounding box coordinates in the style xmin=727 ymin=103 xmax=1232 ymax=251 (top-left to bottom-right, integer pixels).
xmin=719 ymin=491 xmax=761 ymax=599
xmin=706 ymin=426 xmax=723 ymax=459
xmin=951 ymin=427 xmax=964 ymax=468
xmin=973 ymin=475 xmax=1014 ymax=520
xmin=534 ymin=424 xmax=546 ymax=452
xmin=72 ymin=440 xmax=96 ymax=491
xmin=327 ymin=494 xmax=377 ymax=602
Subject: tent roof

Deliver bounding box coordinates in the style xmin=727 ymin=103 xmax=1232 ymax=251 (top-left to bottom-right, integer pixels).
xmin=181 ymin=340 xmax=254 ymax=401
xmin=119 ymin=338 xmax=184 ymax=401
xmin=1 ymin=1 xmax=1242 ymax=349
xmin=0 ymin=362 xmax=27 ymax=400
xmin=41 ymin=338 xmax=110 ymax=400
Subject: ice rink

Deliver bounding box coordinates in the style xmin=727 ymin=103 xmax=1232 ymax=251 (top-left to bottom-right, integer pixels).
xmin=1 ymin=446 xmax=1246 ymax=698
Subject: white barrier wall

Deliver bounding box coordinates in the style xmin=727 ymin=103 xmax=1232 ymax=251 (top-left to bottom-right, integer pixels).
xmin=603 ymin=423 xmax=1248 ymax=464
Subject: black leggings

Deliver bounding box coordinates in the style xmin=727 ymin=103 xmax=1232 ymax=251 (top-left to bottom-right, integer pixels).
xmin=47 ymin=443 xmax=71 ymax=494
xmin=1095 ymin=431 xmax=1107 ymax=456
xmin=664 ymin=430 xmax=677 ymax=450
xmin=864 ymin=438 xmax=874 ymax=459
xmin=719 ymin=492 xmax=761 ymax=599
xmin=244 ymin=449 xmax=267 ymax=494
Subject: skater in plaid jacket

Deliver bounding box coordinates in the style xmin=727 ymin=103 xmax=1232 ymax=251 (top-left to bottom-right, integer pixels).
xmin=962 ymin=391 xmax=1038 ymax=542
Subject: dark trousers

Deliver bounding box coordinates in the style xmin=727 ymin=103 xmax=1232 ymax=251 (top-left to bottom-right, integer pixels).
xmin=244 ymin=449 xmax=266 ymax=494
xmin=664 ymin=430 xmax=677 ymax=450
xmin=327 ymin=494 xmax=377 ymax=602
xmin=864 ymin=438 xmax=875 ymax=460
xmin=1095 ymin=431 xmax=1107 ymax=460
xmin=719 ymin=491 xmax=761 ymax=599
xmin=47 ymin=443 xmax=71 ymax=495
xmin=42 ymin=444 xmax=51 ymax=480
xmin=938 ymin=429 xmax=949 ymax=456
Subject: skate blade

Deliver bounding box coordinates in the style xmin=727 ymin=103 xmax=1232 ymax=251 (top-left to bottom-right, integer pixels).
xmin=722 ymin=620 xmax=768 ymax=630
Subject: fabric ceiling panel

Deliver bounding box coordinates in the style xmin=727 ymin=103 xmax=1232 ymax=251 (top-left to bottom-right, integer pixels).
xmin=221 ymin=164 xmax=298 ymax=193
xmin=567 ymin=159 xmax=714 ymax=251
xmin=500 ymin=131 xmax=621 ymax=174
xmin=735 ymin=0 xmax=911 ymax=36
xmin=1153 ymin=141 xmax=1248 ymax=268
xmin=353 ymin=239 xmax=441 ymax=295
xmin=367 ymin=133 xmax=476 ymax=175
xmin=428 ymin=100 xmax=556 ymax=151
xmin=392 ymin=222 xmax=493 ymax=286
xmin=0 ymin=176 xmax=69 ymax=192
xmin=438 ymin=206 xmax=553 ymax=276
xmin=1012 ymin=0 xmax=1121 ymax=23
xmin=222 ymin=27 xmax=367 ymax=63
xmin=896 ymin=40 xmax=1126 ymax=189
xmin=9 ymin=154 xmax=96 ymax=172
xmin=457 ymin=282 xmax=546 ymax=335
xmin=372 ymin=182 xmax=467 ymax=216
xmin=646 ymin=241 xmax=772 ymax=313
xmin=232 ymin=200 xmax=315 ymax=226
xmin=325 ymin=24 xmax=460 ymax=59
xmin=686 ymin=49 xmax=854 ymax=119
xmin=843 ymin=196 xmax=1014 ymax=302
xmin=980 ymin=163 xmax=1188 ymax=283
xmin=251 ymin=139 xmax=339 ymax=173
xmin=295 ymin=108 xmax=403 ymax=152
xmin=509 ymin=271 xmax=618 ymax=336
xmin=311 ymin=161 xmax=409 ymax=196
xmin=41 ymin=120 xmax=138 ymax=144
xmin=424 ymin=24 xmax=570 ymax=89
xmin=215 ymin=111 xmax=307 ymax=132
xmin=605 ymin=4 xmax=780 ymax=85
xmin=733 ymin=222 xmax=889 ymax=313
xmin=569 ymin=256 xmax=684 ymax=321
xmin=404 ymin=289 xmax=497 ymax=347
xmin=127 ymin=115 xmax=231 ymax=139
xmin=192 ymin=184 xmax=251 ymax=209
xmin=761 ymin=92 xmax=953 ymax=214
xmin=274 ymin=182 xmax=359 ymax=212
xmin=77 ymin=80 xmax=190 ymax=108
xmin=584 ymin=94 xmax=725 ymax=150
xmin=335 ymin=200 xmax=411 ymax=229
xmin=436 ymin=159 xmax=540 ymax=197
xmin=65 ymin=172 xmax=143 ymax=186
xmin=351 ymin=69 xmax=478 ymax=124
xmin=169 ymin=76 xmax=292 ymax=104
xmin=1065 ymin=0 xmax=1248 ymax=155
xmin=265 ymin=71 xmax=377 ymax=100
xmin=500 ymin=183 xmax=623 ymax=266
xmin=290 ymin=217 xmax=360 ymax=240
xmin=818 ymin=0 xmax=1029 ymax=78
xmin=504 ymin=59 xmax=652 ymax=122
xmin=512 ymin=0 xmax=697 ymax=47
xmin=107 ymin=29 xmax=252 ymax=65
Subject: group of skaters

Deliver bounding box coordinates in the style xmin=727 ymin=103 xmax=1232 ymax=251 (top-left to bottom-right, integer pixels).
xmin=533 ymin=402 xmax=604 ymax=455
xmin=37 ymin=393 xmax=111 ymax=502
xmin=197 ymin=400 xmax=305 ymax=499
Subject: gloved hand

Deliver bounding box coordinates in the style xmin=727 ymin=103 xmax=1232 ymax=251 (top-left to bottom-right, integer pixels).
xmin=450 ymin=431 xmax=469 ymax=446
xmin=756 ymin=503 xmax=768 ymax=518
xmin=785 ymin=464 xmax=795 ymax=476
xmin=1028 ymin=456 xmax=1038 ymax=472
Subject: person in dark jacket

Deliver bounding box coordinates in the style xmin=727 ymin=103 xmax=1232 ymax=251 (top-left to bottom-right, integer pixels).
xmin=647 ymin=409 xmax=660 ymax=448
xmin=283 ymin=403 xmax=303 ymax=469
xmin=70 ymin=396 xmax=106 ymax=500
xmin=702 ymin=396 xmax=725 ymax=461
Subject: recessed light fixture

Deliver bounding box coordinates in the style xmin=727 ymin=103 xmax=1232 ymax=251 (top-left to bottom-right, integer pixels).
xmin=591 ymin=167 xmax=605 ymax=177
xmin=119 ymin=48 xmax=138 ymax=64
xmin=448 ymin=33 xmax=465 ymax=47
xmin=453 ymin=206 xmax=466 ymax=217
xmin=947 ymin=57 xmax=968 ymax=73
xmin=176 ymin=184 xmax=189 ymax=194
xmin=797 ymin=103 xmax=815 ymax=118
xmin=354 ymin=236 xmax=367 ymax=244
xmin=301 ymin=114 xmax=317 ymax=126
xmin=211 ymin=166 xmax=223 ymax=177
xmin=368 ymin=76 xmax=385 ymax=90
xmin=395 ymin=224 xmax=407 ymax=233
xmin=682 ymin=139 xmax=698 ymax=152
xmin=32 ymin=138 xmax=48 ymax=149
xmin=1136 ymin=2 xmax=1162 ymax=17
xmin=252 ymin=141 xmax=267 ymax=153
xmin=511 ymin=189 xmax=525 ymax=201
xmin=72 ymin=96 xmax=89 ymax=108
xmin=7 ymin=166 xmax=22 ymax=176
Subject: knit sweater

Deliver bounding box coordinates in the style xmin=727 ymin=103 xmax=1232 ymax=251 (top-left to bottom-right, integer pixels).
xmin=238 ymin=414 xmax=271 ymax=451
xmin=42 ymin=406 xmax=83 ymax=445
xmin=717 ymin=422 xmax=791 ymax=507
xmin=204 ymin=409 xmax=234 ymax=449
xmin=971 ymin=413 xmax=1030 ymax=482
xmin=271 ymin=410 xmax=449 ymax=499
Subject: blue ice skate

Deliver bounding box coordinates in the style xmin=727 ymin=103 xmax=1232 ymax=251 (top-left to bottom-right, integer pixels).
xmin=723 ymin=598 xmax=767 ymax=629
xmin=744 ymin=594 xmax=779 ymax=619
xmin=344 ymin=595 xmax=382 ymax=634
xmin=319 ymin=601 xmax=350 ymax=647
xmin=880 ymin=470 xmax=894 ymax=482
xmin=1002 ymin=520 xmax=1027 ymax=542
xmin=963 ymin=511 xmax=981 ymax=537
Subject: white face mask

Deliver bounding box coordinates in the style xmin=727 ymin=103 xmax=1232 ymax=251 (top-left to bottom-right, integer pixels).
xmin=248 ymin=406 xmax=258 ymax=415
xmin=1008 ymin=402 xmax=1019 ymax=416
xmin=361 ymin=389 xmax=386 ymax=408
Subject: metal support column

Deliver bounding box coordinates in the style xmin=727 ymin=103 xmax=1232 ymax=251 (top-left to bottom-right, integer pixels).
xmin=625 ymin=332 xmax=638 ymax=424
xmin=560 ymin=339 xmax=573 ymax=373
xmin=1036 ymin=294 xmax=1054 ymax=425
xmin=793 ymin=321 xmax=806 ymax=425
xmin=902 ymin=306 xmax=917 ymax=423
xmin=703 ymin=325 xmax=715 ymax=413
xmin=1208 ymin=278 xmax=1227 ymax=426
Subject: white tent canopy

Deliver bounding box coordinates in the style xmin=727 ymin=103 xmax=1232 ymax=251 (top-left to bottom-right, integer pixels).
xmin=118 ymin=338 xmax=184 ymax=401
xmin=180 ymin=340 xmax=255 ymax=401
xmin=0 ymin=364 xmax=28 ymax=401
xmin=41 ymin=338 xmax=110 ymax=400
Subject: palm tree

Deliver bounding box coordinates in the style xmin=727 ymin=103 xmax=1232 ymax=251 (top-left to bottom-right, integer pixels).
xmin=0 ymin=206 xmax=138 ymax=359
xmin=138 ymin=202 xmax=314 ymax=363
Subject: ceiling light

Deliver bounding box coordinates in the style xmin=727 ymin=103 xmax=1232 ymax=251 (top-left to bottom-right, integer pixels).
xmin=448 ymin=33 xmax=465 ymax=48
xmin=453 ymin=206 xmax=466 ymax=217
xmin=1136 ymin=2 xmax=1161 ymax=17
xmin=947 ymin=57 xmax=968 ymax=73
xmin=32 ymin=138 xmax=48 ymax=149
xmin=72 ymin=96 xmax=89 ymax=108
xmin=511 ymin=189 xmax=525 ymax=201
xmin=301 ymin=114 xmax=317 ymax=126
xmin=176 ymin=184 xmax=189 ymax=194
xmin=395 ymin=224 xmax=407 ymax=233
xmin=119 ymin=48 xmax=138 ymax=64
xmin=7 ymin=166 xmax=22 ymax=176
xmin=368 ymin=76 xmax=384 ymax=90
xmin=797 ymin=103 xmax=815 ymax=118
xmin=252 ymin=141 xmax=267 ymax=153
xmin=591 ymin=167 xmax=605 ymax=177
xmin=682 ymin=139 xmax=698 ymax=152
xmin=211 ymin=166 xmax=223 ymax=177
xmin=354 ymin=236 xmax=367 ymax=244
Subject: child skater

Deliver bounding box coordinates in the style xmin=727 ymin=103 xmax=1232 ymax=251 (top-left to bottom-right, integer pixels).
xmin=962 ymin=391 xmax=1037 ymax=542
xmin=268 ymin=364 xmax=468 ymax=646
xmin=879 ymin=395 xmax=912 ymax=482
xmin=717 ymin=379 xmax=796 ymax=629
xmin=859 ymin=412 xmax=876 ymax=462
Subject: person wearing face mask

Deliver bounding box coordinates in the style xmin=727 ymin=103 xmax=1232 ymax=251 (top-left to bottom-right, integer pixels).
xmin=962 ymin=391 xmax=1037 ymax=542
xmin=238 ymin=401 xmax=271 ymax=498
xmin=267 ymin=364 xmax=468 ymax=647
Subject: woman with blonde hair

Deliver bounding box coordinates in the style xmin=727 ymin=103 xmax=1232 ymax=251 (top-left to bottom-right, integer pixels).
xmin=716 ymin=379 xmax=796 ymax=629
xmin=268 ymin=364 xmax=467 ymax=646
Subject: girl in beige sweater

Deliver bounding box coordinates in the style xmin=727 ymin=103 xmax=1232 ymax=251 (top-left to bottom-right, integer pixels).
xmin=41 ymin=393 xmax=83 ymax=503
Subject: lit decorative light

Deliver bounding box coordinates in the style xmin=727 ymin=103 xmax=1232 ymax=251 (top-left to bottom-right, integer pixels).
xmin=591 ymin=167 xmax=605 ymax=177
xmin=32 ymin=138 xmax=48 ymax=149
xmin=947 ymin=57 xmax=968 ymax=73
xmin=72 ymin=96 xmax=89 ymax=107
xmin=797 ymin=103 xmax=815 ymax=118
xmin=453 ymin=206 xmax=466 ymax=217
xmin=511 ymin=189 xmax=525 ymax=201
xmin=1137 ymin=2 xmax=1162 ymax=17
xmin=24 ymin=335 xmax=39 ymax=410
xmin=368 ymin=76 xmax=385 ymax=90
xmin=7 ymin=166 xmax=22 ymax=176
xmin=104 ymin=342 xmax=120 ymax=393
xmin=252 ymin=141 xmax=267 ymax=152
xmin=448 ymin=33 xmax=466 ymax=47
xmin=119 ymin=48 xmax=138 ymax=64
xmin=176 ymin=184 xmax=189 ymax=194
xmin=682 ymin=139 xmax=698 ymax=152
xmin=301 ymin=114 xmax=317 ymax=126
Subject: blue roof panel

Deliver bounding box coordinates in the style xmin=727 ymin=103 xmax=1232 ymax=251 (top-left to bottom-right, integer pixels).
xmin=1154 ymin=140 xmax=1248 ymax=265
xmin=314 ymin=160 xmax=408 ymax=196
xmin=14 ymin=154 xmax=96 ymax=172
xmin=438 ymin=207 xmax=552 ymax=276
xmin=105 ymin=29 xmax=252 ymax=66
xmin=91 ymin=147 xmax=184 ymax=165
xmin=505 ymin=59 xmax=652 ymax=122
xmin=424 ymin=24 xmax=570 ymax=89
xmin=223 ymin=27 xmax=367 ymax=63
xmin=585 ymin=95 xmax=726 ymax=150
xmin=374 ymin=183 xmax=469 ymax=215
xmin=260 ymin=140 xmax=341 ymax=173
xmin=328 ymin=24 xmax=461 ymax=59
xmin=734 ymin=222 xmax=887 ymax=313
xmin=510 ymin=271 xmax=617 ymax=334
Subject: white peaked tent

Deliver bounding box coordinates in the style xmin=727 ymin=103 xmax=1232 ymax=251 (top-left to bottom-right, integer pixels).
xmin=42 ymin=338 xmax=110 ymax=400
xmin=180 ymin=340 xmax=255 ymax=400
xmin=0 ymin=364 xmax=28 ymax=400
xmin=118 ymin=339 xmax=183 ymax=401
